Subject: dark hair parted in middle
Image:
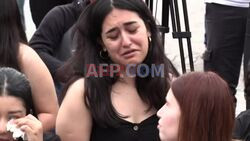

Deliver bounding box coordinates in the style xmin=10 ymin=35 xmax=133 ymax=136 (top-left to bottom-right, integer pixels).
xmin=0 ymin=67 xmax=33 ymax=115
xmin=63 ymin=0 xmax=178 ymax=127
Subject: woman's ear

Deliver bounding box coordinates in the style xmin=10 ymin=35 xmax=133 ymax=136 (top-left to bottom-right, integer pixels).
xmin=147 ymin=31 xmax=151 ymax=37
xmin=97 ymin=38 xmax=105 ymax=49
xmin=145 ymin=21 xmax=151 ymax=36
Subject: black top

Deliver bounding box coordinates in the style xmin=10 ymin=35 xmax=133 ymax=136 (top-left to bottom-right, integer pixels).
xmin=29 ymin=0 xmax=88 ymax=78
xmin=233 ymin=109 xmax=250 ymax=140
xmin=90 ymin=114 xmax=160 ymax=141
xmin=29 ymin=0 xmax=73 ymax=27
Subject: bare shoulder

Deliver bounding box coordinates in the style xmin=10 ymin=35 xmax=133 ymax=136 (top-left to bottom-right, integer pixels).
xmin=60 ymin=78 xmax=86 ymax=110
xmin=57 ymin=78 xmax=92 ymax=141
xmin=64 ymin=78 xmax=85 ymax=100
xmin=18 ymin=43 xmax=41 ymax=64
xmin=19 ymin=43 xmax=36 ymax=57
xmin=18 ymin=43 xmax=53 ymax=81
xmin=70 ymin=78 xmax=85 ymax=91
xmin=18 ymin=43 xmax=55 ymax=89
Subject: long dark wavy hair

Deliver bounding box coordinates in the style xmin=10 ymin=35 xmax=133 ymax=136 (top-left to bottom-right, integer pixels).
xmin=61 ymin=0 xmax=178 ymax=127
xmin=0 ymin=0 xmax=27 ymax=70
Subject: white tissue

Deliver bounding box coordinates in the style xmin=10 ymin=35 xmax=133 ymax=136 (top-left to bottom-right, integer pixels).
xmin=6 ymin=120 xmax=27 ymax=140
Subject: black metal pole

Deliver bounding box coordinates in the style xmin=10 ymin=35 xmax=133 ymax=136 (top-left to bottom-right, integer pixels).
xmin=170 ymin=0 xmax=187 ymax=73
xmin=182 ymin=0 xmax=194 ymax=71
xmin=160 ymin=0 xmax=170 ymax=45
xmin=145 ymin=0 xmax=194 ymax=73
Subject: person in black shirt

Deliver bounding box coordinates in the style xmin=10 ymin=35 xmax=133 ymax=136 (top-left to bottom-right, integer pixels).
xmin=29 ymin=0 xmax=93 ymax=98
xmin=29 ymin=0 xmax=73 ymax=28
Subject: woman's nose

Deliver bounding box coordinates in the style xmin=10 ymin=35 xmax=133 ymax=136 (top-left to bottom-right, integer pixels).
xmin=121 ymin=32 xmax=132 ymax=48
xmin=0 ymin=120 xmax=7 ymax=134
xmin=157 ymin=106 xmax=164 ymax=118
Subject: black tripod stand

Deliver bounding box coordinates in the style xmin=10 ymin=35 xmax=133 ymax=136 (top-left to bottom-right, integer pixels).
xmin=145 ymin=0 xmax=194 ymax=73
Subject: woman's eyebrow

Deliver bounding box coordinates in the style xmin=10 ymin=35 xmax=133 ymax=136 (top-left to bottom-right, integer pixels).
xmin=105 ymin=27 xmax=117 ymax=35
xmin=8 ymin=111 xmax=24 ymax=114
xmin=105 ymin=21 xmax=138 ymax=34
xmin=123 ymin=21 xmax=137 ymax=26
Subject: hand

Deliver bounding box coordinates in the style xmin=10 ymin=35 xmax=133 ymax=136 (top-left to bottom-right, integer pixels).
xmin=14 ymin=114 xmax=43 ymax=141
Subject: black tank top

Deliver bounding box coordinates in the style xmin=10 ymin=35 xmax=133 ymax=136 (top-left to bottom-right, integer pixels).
xmin=90 ymin=114 xmax=160 ymax=141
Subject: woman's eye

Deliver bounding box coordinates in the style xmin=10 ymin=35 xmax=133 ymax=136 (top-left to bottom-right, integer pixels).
xmin=107 ymin=32 xmax=119 ymax=40
xmin=8 ymin=115 xmax=19 ymax=120
xmin=128 ymin=28 xmax=137 ymax=33
xmin=127 ymin=26 xmax=138 ymax=33
xmin=108 ymin=35 xmax=119 ymax=40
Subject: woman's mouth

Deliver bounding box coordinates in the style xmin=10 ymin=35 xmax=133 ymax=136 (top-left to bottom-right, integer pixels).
xmin=122 ymin=49 xmax=138 ymax=58
xmin=157 ymin=122 xmax=161 ymax=129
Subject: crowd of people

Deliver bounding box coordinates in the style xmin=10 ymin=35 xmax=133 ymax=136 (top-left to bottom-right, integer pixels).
xmin=0 ymin=0 xmax=249 ymax=140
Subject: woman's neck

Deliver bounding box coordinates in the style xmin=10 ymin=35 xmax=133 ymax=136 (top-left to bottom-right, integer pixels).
xmin=118 ymin=74 xmax=136 ymax=86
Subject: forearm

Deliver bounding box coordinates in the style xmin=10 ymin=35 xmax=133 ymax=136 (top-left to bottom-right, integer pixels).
xmin=38 ymin=113 xmax=57 ymax=131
